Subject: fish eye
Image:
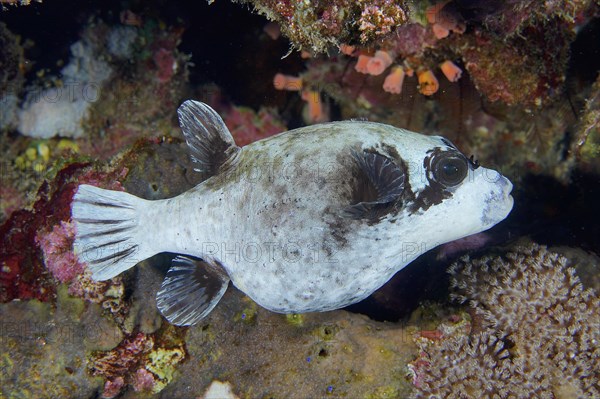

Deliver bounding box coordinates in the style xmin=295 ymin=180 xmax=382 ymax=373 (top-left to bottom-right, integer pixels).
xmin=432 ymin=152 xmax=468 ymax=187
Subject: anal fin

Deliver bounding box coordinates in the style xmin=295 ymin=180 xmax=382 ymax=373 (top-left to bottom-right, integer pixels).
xmin=156 ymin=256 xmax=230 ymax=326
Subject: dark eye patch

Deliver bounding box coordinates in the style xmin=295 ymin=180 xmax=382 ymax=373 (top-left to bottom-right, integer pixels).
xmin=406 ymin=147 xmax=462 ymax=213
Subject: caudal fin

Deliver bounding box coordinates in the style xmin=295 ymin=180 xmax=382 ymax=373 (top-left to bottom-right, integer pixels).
xmin=71 ymin=184 xmax=154 ymax=281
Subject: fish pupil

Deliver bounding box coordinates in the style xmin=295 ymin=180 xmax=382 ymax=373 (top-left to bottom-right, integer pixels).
xmin=443 ymin=162 xmax=459 ymax=177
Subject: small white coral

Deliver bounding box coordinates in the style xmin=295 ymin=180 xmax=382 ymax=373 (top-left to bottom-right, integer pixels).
xmin=17 ymin=37 xmax=112 ymax=138
xmin=17 ymin=88 xmax=91 ymax=138
xmin=107 ymin=26 xmax=138 ymax=59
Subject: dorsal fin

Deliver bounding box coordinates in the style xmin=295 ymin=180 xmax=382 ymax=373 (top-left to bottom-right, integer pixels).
xmin=156 ymin=256 xmax=230 ymax=326
xmin=177 ymin=100 xmax=241 ymax=175
xmin=345 ymin=149 xmax=405 ymax=219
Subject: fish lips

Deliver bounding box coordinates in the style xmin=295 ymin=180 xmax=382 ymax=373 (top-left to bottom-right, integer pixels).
xmin=479 ymin=171 xmax=514 ymax=229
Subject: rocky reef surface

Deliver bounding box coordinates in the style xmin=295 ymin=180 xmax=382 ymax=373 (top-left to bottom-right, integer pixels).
xmin=1 ymin=0 xmax=599 ymax=398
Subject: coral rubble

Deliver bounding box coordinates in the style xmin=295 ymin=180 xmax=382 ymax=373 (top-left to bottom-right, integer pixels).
xmin=412 ymin=244 xmax=600 ymax=398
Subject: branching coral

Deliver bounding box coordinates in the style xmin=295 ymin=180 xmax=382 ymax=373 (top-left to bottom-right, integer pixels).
xmin=413 ymin=244 xmax=600 ymax=399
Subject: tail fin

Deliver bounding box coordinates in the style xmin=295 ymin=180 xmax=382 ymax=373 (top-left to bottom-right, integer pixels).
xmin=71 ymin=184 xmax=154 ymax=281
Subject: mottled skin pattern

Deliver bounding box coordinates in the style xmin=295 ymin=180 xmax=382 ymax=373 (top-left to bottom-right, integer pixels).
xmin=144 ymin=121 xmax=513 ymax=313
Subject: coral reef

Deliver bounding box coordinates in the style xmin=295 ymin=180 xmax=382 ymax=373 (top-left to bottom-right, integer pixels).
xmin=0 ymin=0 xmax=40 ymax=7
xmin=0 ymin=158 xmax=127 ymax=302
xmin=1 ymin=1 xmax=599 ymax=397
xmin=159 ymin=288 xmax=417 ymax=399
xmin=230 ymin=0 xmax=410 ymax=53
xmin=223 ymin=105 xmax=287 ymax=146
xmin=0 ymin=289 xmax=105 ymax=398
xmin=412 ymin=244 xmax=600 ymax=398
xmin=268 ymin=0 xmax=599 ymax=181
xmin=570 ymin=74 xmax=600 ymax=175
xmin=0 ymin=22 xmax=26 ymax=131
xmin=6 ymin=15 xmax=189 ymax=148
xmin=2 ymin=137 xmax=194 ymax=397
xmin=17 ymin=34 xmax=113 ymax=138
xmin=35 ymin=220 xmax=85 ymax=283
xmin=88 ymin=330 xmax=186 ymax=397
xmin=265 ymin=0 xmax=596 ymax=103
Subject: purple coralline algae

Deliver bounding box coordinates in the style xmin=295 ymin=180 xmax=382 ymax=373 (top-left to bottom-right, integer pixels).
xmin=35 ymin=220 xmax=85 ymax=283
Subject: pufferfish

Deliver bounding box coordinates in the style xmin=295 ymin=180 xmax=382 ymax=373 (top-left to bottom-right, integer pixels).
xmin=71 ymin=100 xmax=513 ymax=326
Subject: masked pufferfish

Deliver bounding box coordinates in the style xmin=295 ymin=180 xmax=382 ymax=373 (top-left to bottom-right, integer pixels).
xmin=71 ymin=100 xmax=514 ymax=326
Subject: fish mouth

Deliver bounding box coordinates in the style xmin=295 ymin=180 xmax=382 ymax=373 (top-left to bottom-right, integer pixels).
xmin=499 ymin=176 xmax=514 ymax=214
xmin=503 ymin=177 xmax=514 ymax=208
xmin=480 ymin=176 xmax=514 ymax=228
xmin=504 ymin=178 xmax=514 ymax=206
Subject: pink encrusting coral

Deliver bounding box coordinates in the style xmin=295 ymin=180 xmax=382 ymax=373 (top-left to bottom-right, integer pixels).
xmin=102 ymin=377 xmax=125 ymax=399
xmin=153 ymin=47 xmax=177 ymax=83
xmin=35 ymin=220 xmax=85 ymax=283
xmin=91 ymin=333 xmax=155 ymax=396
xmin=224 ymin=105 xmax=287 ymax=146
xmin=132 ymin=368 xmax=156 ymax=392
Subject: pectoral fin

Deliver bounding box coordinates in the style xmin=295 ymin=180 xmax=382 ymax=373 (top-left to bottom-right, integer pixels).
xmin=177 ymin=100 xmax=241 ymax=175
xmin=156 ymin=256 xmax=230 ymax=326
xmin=345 ymin=150 xmax=405 ymax=219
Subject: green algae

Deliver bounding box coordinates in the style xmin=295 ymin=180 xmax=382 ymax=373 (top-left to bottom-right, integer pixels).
xmin=285 ymin=313 xmax=304 ymax=327
xmin=146 ymin=346 xmax=186 ymax=393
